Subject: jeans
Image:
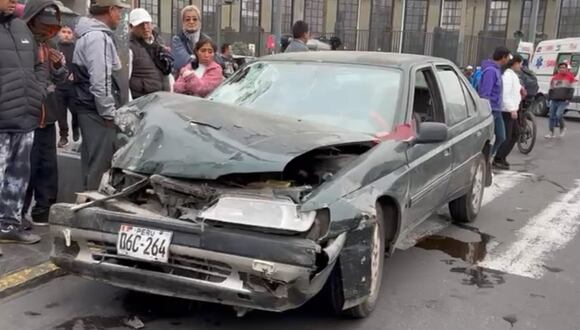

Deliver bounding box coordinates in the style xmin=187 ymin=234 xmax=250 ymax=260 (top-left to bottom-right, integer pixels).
xmin=492 ymin=111 xmax=506 ymax=157
xmin=548 ymin=100 xmax=568 ymax=132
xmin=55 ymin=88 xmax=79 ymax=138
xmin=22 ymin=124 xmax=58 ymax=221
xmin=495 ymin=111 xmax=518 ymax=162
xmin=78 ymin=112 xmax=117 ymax=190
xmin=0 ymin=131 xmax=34 ymax=226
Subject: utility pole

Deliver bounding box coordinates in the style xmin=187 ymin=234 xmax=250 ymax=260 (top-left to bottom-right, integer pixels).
xmin=528 ymin=0 xmax=540 ymax=42
xmin=216 ymin=1 xmax=223 ymax=49
xmin=272 ymin=0 xmax=282 ymax=53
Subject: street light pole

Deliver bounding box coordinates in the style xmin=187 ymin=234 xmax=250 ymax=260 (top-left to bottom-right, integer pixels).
xmin=272 ymin=1 xmax=282 ymax=53
xmin=529 ymin=0 xmax=540 ymax=42
xmin=216 ymin=1 xmax=223 ymax=49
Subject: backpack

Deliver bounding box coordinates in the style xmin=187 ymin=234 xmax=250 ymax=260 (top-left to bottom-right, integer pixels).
xmin=519 ymin=68 xmax=539 ymax=97
xmin=470 ymin=68 xmax=482 ymax=90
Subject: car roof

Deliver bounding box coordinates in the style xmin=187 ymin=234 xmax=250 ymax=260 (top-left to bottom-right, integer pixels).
xmin=261 ymin=51 xmax=450 ymax=68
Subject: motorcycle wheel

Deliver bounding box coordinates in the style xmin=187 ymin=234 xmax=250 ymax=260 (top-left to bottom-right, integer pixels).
xmin=517 ymin=111 xmax=537 ymax=155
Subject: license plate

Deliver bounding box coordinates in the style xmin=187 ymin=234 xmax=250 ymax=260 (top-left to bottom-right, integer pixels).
xmin=117 ymin=225 xmax=172 ymax=263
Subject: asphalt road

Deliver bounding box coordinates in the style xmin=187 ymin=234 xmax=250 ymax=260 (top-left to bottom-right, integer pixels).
xmin=2 ymin=116 xmax=580 ymax=330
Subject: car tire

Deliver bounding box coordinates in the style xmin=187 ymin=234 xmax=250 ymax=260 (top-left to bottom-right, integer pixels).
xmin=326 ymin=210 xmax=386 ymax=318
xmin=449 ymin=154 xmax=486 ymax=223
xmin=533 ymin=95 xmax=549 ymax=117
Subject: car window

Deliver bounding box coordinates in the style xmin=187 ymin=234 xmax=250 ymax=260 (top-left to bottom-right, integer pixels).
xmin=555 ymin=53 xmax=580 ymax=76
xmin=209 ymin=61 xmax=403 ymax=134
xmin=412 ymin=69 xmax=445 ymax=124
xmin=436 ymin=67 xmax=469 ymax=126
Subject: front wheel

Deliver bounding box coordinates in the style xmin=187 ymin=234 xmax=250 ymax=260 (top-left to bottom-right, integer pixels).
xmin=532 ymin=96 xmax=549 ymax=117
xmin=517 ymin=111 xmax=537 ymax=155
xmin=326 ymin=212 xmax=385 ymax=318
xmin=449 ymin=154 xmax=486 ymax=223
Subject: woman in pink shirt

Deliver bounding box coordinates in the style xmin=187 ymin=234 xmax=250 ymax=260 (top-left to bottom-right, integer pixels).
xmin=174 ymin=38 xmax=223 ymax=97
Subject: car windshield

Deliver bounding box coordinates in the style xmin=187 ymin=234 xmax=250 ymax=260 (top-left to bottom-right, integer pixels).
xmin=208 ymin=61 xmax=402 ymax=134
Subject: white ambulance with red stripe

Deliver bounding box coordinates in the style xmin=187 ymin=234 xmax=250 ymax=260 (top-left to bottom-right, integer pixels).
xmin=530 ymin=38 xmax=580 ymax=115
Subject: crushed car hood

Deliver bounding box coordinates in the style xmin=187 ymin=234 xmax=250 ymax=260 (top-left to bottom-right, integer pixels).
xmin=113 ymin=92 xmax=375 ymax=180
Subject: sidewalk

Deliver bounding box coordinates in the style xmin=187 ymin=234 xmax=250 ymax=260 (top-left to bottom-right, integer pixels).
xmin=0 ymin=227 xmax=60 ymax=298
xmin=0 ymin=227 xmax=51 ymax=276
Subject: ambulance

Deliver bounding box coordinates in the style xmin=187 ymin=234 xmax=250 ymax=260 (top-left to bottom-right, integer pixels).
xmin=518 ymin=41 xmax=535 ymax=62
xmin=530 ymin=38 xmax=580 ymax=115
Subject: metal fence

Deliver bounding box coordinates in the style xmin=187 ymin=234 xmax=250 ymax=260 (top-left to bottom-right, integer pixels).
xmin=160 ymin=29 xmax=519 ymax=68
xmin=328 ymin=29 xmax=519 ymax=67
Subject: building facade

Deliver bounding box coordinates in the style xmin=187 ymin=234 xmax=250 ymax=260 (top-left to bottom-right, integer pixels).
xmin=57 ymin=0 xmax=579 ymax=66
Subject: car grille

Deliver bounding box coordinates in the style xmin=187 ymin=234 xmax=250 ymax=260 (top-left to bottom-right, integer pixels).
xmin=87 ymin=240 xmax=232 ymax=283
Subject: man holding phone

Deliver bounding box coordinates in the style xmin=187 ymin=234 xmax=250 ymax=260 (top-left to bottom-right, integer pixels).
xmin=21 ymin=0 xmax=68 ymax=226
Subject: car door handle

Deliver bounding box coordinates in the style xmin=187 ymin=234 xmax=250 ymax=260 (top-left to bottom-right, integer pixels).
xmin=443 ymin=148 xmax=451 ymax=157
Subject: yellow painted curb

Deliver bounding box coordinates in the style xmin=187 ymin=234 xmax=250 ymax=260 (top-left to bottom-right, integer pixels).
xmin=0 ymin=261 xmax=60 ymax=295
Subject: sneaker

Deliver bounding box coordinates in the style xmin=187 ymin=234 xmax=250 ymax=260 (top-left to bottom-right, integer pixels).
xmin=559 ymin=127 xmax=567 ymax=138
xmin=497 ymin=159 xmax=510 ymax=168
xmin=32 ymin=218 xmax=49 ymax=227
xmin=31 ymin=211 xmax=49 ymax=227
xmin=545 ymin=133 xmax=555 ymax=139
xmin=493 ymin=161 xmax=509 ymax=171
xmin=0 ymin=225 xmax=41 ymax=244
xmin=57 ymin=136 xmax=69 ymax=148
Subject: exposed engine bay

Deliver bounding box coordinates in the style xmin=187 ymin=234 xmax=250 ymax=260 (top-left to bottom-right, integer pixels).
xmin=98 ymin=144 xmax=371 ymax=236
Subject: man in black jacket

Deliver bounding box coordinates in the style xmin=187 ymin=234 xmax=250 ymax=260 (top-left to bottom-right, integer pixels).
xmin=21 ymin=0 xmax=67 ymax=226
xmin=128 ymin=8 xmax=173 ymax=99
xmin=0 ymin=0 xmax=44 ymax=247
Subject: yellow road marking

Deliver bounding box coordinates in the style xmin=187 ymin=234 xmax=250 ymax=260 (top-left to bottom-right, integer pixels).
xmin=0 ymin=261 xmax=59 ymax=295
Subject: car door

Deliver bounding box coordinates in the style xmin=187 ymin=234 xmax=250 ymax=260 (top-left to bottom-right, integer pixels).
xmin=406 ymin=66 xmax=453 ymax=227
xmin=434 ymin=65 xmax=485 ymax=200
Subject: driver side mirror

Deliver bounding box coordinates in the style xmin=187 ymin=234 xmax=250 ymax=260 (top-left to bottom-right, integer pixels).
xmin=415 ymin=122 xmax=448 ymax=144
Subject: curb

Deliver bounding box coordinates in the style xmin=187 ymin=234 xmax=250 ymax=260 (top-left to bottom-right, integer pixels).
xmin=0 ymin=261 xmax=64 ymax=299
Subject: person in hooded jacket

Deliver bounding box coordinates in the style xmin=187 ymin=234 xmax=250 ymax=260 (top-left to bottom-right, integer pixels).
xmin=0 ymin=0 xmax=48 ymax=247
xmin=478 ymin=47 xmax=511 ymax=161
xmin=21 ymin=0 xmax=68 ymax=226
xmin=72 ymin=0 xmax=129 ymax=190
xmin=546 ymin=62 xmax=576 ymax=139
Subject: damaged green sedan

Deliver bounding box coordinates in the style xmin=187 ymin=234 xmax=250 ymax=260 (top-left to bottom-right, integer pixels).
xmin=50 ymin=52 xmax=494 ymax=318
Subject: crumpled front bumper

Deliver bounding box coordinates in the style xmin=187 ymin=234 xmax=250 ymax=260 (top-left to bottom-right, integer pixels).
xmin=49 ymin=203 xmax=345 ymax=312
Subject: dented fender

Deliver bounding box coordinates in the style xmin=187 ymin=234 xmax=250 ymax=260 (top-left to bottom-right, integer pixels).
xmin=337 ymin=217 xmax=376 ymax=309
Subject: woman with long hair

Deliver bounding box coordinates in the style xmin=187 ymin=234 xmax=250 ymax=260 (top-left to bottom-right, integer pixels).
xmin=174 ymin=38 xmax=223 ymax=97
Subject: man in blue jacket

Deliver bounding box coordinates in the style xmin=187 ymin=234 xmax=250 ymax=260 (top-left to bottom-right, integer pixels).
xmin=477 ymin=47 xmax=511 ymax=167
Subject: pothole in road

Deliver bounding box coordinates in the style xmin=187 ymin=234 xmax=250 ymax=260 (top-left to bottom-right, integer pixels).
xmin=416 ymin=226 xmax=507 ymax=288
xmin=416 ymin=227 xmax=494 ymax=264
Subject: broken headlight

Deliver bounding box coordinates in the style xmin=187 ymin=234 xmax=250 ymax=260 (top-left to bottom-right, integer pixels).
xmin=198 ymin=195 xmax=317 ymax=232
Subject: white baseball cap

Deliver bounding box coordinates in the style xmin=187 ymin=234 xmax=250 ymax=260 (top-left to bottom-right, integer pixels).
xmin=129 ymin=8 xmax=152 ymax=27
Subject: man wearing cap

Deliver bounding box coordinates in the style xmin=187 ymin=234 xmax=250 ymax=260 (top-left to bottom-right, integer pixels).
xmin=21 ymin=0 xmax=68 ymax=227
xmin=72 ymin=0 xmax=129 ymax=190
xmin=0 ymin=0 xmax=46 ymax=248
xmin=128 ymin=8 xmax=173 ymax=99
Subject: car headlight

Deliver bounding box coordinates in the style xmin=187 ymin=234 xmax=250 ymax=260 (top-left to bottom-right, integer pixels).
xmin=198 ymin=195 xmax=317 ymax=232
